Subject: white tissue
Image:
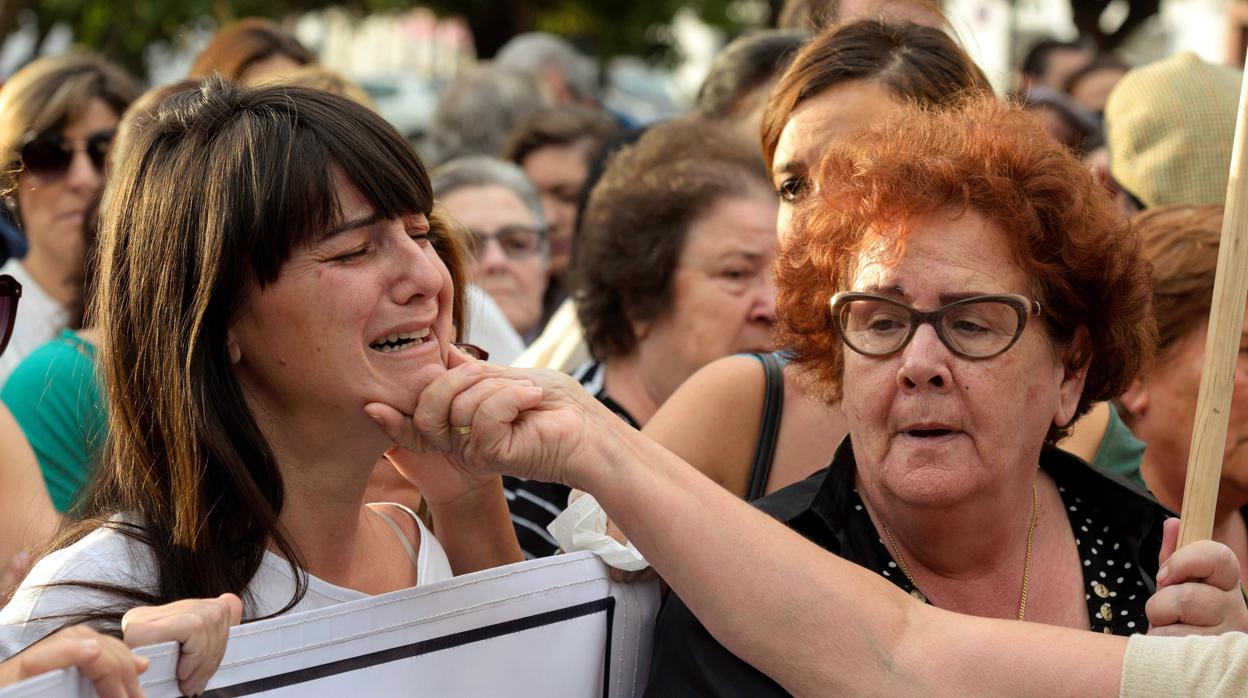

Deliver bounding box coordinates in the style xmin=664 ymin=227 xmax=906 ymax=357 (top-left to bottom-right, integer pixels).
xmin=547 ymin=492 xmax=650 ymax=571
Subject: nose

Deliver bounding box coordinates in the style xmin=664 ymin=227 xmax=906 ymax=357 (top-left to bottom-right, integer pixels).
xmin=896 ymin=323 xmax=954 ymax=392
xmin=476 ymin=237 xmax=509 ymax=275
xmin=63 ymin=149 xmax=102 ymax=195
xmin=751 ymin=274 xmax=778 ymax=325
xmin=389 ymin=233 xmax=445 ymax=304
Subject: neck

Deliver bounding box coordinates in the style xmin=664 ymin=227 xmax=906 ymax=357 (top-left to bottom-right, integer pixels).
xmin=858 ymin=467 xmax=1039 ymax=602
xmin=253 ymin=403 xmax=388 ymax=584
xmin=603 ymin=353 xmax=664 ymax=426
xmin=20 ymin=248 xmax=77 ymax=306
xmin=1138 ymin=454 xmax=1183 ymax=512
xmin=1140 ymin=454 xmax=1246 ymax=524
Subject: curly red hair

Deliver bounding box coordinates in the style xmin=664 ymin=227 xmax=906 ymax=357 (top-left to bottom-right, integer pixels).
xmin=775 ymin=95 xmax=1155 ymax=441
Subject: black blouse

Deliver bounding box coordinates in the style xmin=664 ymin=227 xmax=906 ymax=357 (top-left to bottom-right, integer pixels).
xmin=644 ymin=440 xmax=1170 ymax=697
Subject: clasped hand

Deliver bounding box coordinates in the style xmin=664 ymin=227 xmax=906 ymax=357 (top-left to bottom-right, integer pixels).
xmin=365 ymin=348 xmax=618 ymax=491
xmin=1147 ymin=518 xmax=1248 ymax=636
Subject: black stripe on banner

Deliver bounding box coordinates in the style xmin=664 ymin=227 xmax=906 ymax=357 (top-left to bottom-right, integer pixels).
xmin=200 ymin=597 xmax=617 ymax=697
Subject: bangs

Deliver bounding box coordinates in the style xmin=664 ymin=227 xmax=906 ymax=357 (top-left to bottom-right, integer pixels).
xmin=237 ymin=84 xmax=433 ymax=286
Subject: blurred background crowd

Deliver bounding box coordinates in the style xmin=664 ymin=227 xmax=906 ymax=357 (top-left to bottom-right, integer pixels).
xmin=2 ymin=0 xmax=1248 ymax=693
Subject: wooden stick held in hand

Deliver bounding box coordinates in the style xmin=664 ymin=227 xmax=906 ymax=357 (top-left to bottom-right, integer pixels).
xmin=1178 ymin=50 xmax=1248 ymax=547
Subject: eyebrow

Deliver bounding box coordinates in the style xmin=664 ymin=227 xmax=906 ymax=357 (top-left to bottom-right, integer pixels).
xmin=858 ymin=285 xmax=997 ymax=305
xmin=718 ymin=249 xmax=766 ymax=264
xmin=321 ymin=211 xmax=384 ymax=241
xmin=772 ymin=161 xmax=805 ymax=177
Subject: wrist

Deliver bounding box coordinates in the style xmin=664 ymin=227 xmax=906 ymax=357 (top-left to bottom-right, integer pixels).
xmin=424 ymin=475 xmax=505 ymax=513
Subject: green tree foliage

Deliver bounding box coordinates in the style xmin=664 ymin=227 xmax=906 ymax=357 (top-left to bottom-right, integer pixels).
xmin=1 ymin=0 xmax=751 ymax=80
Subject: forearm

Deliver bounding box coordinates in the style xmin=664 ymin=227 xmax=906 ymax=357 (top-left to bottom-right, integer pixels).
xmin=427 ymin=476 xmax=523 ymax=575
xmin=0 ymin=405 xmax=58 ymax=569
xmin=579 ymin=426 xmax=1126 ymax=695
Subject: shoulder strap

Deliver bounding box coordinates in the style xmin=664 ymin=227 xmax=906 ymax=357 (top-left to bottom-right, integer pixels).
xmin=746 ymin=352 xmax=785 ymax=502
xmin=366 ymin=503 xmax=421 ymax=569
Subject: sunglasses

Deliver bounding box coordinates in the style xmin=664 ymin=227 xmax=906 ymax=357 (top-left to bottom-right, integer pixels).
xmin=19 ymin=130 xmax=115 ymax=181
xmin=0 ymin=274 xmax=21 ymax=357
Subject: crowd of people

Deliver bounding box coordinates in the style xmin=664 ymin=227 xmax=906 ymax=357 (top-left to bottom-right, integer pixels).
xmin=1 ymin=0 xmax=1248 ymax=695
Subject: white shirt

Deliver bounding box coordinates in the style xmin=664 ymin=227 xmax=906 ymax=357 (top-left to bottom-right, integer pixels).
xmin=0 ymin=259 xmax=70 ymax=389
xmin=464 ymin=284 xmax=525 ymax=365
xmin=0 ymin=504 xmax=452 ymax=659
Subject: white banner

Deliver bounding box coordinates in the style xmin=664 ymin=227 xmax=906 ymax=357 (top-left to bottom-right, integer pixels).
xmin=0 ymin=552 xmax=659 ymax=698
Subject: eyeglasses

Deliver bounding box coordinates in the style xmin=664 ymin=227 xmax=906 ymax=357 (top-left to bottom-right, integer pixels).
xmin=0 ymin=274 xmax=22 ymax=357
xmin=830 ymin=292 xmax=1042 ymax=359
xmin=466 ymin=225 xmax=547 ymax=261
xmin=19 ymin=130 xmax=115 ymax=181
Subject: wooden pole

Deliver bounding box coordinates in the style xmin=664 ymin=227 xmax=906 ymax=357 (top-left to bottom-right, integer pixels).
xmin=1178 ymin=51 xmax=1248 ymax=547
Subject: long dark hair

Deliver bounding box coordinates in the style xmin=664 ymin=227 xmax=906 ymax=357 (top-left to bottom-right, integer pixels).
xmin=41 ymin=77 xmax=468 ymax=633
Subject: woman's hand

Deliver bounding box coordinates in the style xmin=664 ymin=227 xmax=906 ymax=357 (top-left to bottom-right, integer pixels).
xmin=367 ymin=355 xmax=622 ymax=490
xmin=0 ymin=625 xmax=148 ymax=697
xmin=1147 ymin=518 xmax=1248 ymax=636
xmin=121 ymin=593 xmax=242 ymax=696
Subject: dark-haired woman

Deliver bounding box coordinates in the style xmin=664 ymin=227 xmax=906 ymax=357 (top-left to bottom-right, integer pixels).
xmin=0 ymin=79 xmax=521 ymax=693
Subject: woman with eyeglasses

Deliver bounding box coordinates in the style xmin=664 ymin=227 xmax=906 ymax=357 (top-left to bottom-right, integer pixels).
xmin=432 ymin=156 xmax=551 ymax=359
xmin=0 ymin=54 xmax=141 ymax=388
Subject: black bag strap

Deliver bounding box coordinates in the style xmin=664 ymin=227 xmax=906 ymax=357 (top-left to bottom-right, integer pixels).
xmin=746 ymin=352 xmax=785 ymax=502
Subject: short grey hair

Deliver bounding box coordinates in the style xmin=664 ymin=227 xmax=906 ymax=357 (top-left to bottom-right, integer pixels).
xmin=421 ymin=65 xmax=548 ymax=167
xmin=432 ymin=155 xmax=549 ymax=239
xmin=495 ymin=32 xmax=599 ymax=103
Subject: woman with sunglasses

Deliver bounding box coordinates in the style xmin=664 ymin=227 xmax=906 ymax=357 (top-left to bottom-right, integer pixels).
xmin=0 ymin=54 xmax=141 ymax=387
xmin=0 ymin=79 xmax=522 ymax=695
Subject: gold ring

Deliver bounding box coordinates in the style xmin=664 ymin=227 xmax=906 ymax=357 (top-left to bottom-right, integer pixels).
xmin=450 ymin=424 xmax=473 ymax=436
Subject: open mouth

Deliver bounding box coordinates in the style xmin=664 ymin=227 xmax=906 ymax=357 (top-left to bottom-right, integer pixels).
xmin=369 ymin=328 xmax=431 ymax=353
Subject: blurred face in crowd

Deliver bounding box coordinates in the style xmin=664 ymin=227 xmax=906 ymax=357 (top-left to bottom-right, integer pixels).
xmin=841 ymin=209 xmax=1083 ymax=510
xmin=440 ymin=184 xmax=549 ymax=335
xmin=771 ymin=80 xmax=902 ymax=240
xmin=240 ymin=54 xmax=305 ymax=84
xmin=16 ymin=97 xmax=118 ymax=285
xmin=519 ymin=140 xmax=592 ymax=278
xmin=229 ymin=172 xmax=456 ymax=439
xmin=1121 ymin=310 xmax=1248 ymax=514
xmin=1038 ymin=47 xmax=1093 ymax=92
xmin=1068 ymin=65 xmax=1128 ymax=114
xmin=633 ymin=185 xmax=779 ymax=404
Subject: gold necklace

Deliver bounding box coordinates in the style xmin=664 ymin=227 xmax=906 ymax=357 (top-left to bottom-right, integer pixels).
xmin=881 ymin=482 xmax=1039 ymax=621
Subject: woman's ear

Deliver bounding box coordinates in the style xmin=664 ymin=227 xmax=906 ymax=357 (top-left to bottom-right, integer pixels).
xmin=227 ymin=330 xmax=242 ymax=364
xmin=1118 ymin=378 xmax=1149 ymax=420
xmin=1055 ymin=359 xmax=1089 ymax=428
xmin=1054 ymin=328 xmax=1091 ymax=428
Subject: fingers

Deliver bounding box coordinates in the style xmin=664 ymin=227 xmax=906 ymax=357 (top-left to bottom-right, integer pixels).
xmin=447 ymin=376 xmax=537 ymax=432
xmin=1156 ymin=517 xmax=1179 ymax=579
xmin=122 ymin=593 xmax=241 ymax=696
xmin=1146 ymin=581 xmax=1234 ymax=630
xmin=78 ymin=634 xmax=149 ymax=698
xmin=409 ymin=362 xmax=495 ymax=452
xmin=1156 ymin=539 xmax=1242 ymax=592
xmin=14 ymin=626 xmax=149 ymax=698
